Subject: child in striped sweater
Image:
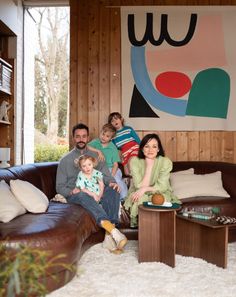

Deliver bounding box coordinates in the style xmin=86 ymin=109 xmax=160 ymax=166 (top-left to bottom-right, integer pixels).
xmin=108 ymin=112 xmax=140 ymax=176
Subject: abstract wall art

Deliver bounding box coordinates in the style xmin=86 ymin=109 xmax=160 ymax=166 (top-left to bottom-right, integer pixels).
xmin=121 ymin=6 xmax=236 ymax=130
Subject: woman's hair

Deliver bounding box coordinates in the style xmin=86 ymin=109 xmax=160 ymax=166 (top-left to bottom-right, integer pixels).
xmin=75 ymin=155 xmax=98 ymax=169
xmin=108 ymin=112 xmax=124 ymax=125
xmin=138 ymin=133 xmax=165 ymax=159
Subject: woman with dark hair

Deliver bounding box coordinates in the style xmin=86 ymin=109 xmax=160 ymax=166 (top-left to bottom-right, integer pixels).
xmin=124 ymin=133 xmax=180 ymax=228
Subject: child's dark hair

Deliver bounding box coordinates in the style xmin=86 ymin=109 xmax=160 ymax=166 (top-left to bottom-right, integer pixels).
xmin=138 ymin=134 xmax=165 ymax=159
xmin=108 ymin=112 xmax=124 ymax=125
xmin=101 ymin=123 xmax=116 ymax=136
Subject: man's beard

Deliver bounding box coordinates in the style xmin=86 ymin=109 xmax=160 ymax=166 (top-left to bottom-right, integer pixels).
xmin=76 ymin=142 xmax=86 ymax=149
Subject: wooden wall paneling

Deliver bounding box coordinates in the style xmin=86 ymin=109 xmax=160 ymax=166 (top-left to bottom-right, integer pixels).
xmin=199 ymin=131 xmax=211 ymax=161
xmin=222 ymin=131 xmax=234 ymax=163
xmin=176 ymin=132 xmax=188 ymax=161
xmin=88 ymin=0 xmax=100 ymax=138
xmin=210 ymin=131 xmax=222 ymax=161
xmin=121 ymin=0 xmax=155 ymax=6
xmin=110 ymin=4 xmax=121 ymax=113
xmin=69 ymin=0 xmax=78 ymax=137
xmin=156 ymin=131 xmax=166 ymax=151
xmin=188 ymin=131 xmax=199 ymax=161
xmin=165 ymin=131 xmax=177 ymax=161
xmin=143 ymin=130 xmax=155 ymax=136
xmin=99 ymin=1 xmax=111 ymax=130
xmin=70 ymin=0 xmax=236 ymax=162
xmin=234 ymin=133 xmax=236 ymax=164
xmin=72 ymin=0 xmax=89 ymax=124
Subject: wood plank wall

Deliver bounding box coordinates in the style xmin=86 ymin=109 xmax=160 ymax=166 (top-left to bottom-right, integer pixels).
xmin=70 ymin=0 xmax=236 ymax=163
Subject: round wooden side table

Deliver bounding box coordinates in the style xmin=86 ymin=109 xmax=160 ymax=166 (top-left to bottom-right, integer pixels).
xmin=138 ymin=205 xmax=180 ymax=267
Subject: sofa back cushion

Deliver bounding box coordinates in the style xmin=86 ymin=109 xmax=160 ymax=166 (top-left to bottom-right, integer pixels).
xmin=170 ymin=171 xmax=230 ymax=200
xmin=35 ymin=162 xmax=58 ymax=199
xmin=172 ymin=161 xmax=236 ymax=198
xmin=10 ymin=179 xmax=49 ymax=213
xmin=0 ymin=180 xmax=26 ymax=222
xmin=3 ymin=162 xmax=58 ymax=200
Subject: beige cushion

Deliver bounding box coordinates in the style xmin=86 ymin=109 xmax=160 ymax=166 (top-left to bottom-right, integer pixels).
xmin=10 ymin=179 xmax=49 ymax=213
xmin=0 ymin=180 xmax=26 ymax=223
xmin=170 ymin=171 xmax=230 ymax=200
xmin=170 ymin=168 xmax=194 ymax=178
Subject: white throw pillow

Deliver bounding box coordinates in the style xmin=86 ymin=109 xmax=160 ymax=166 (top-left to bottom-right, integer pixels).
xmin=170 ymin=168 xmax=194 ymax=178
xmin=0 ymin=180 xmax=26 ymax=223
xmin=170 ymin=171 xmax=230 ymax=200
xmin=10 ymin=179 xmax=49 ymax=213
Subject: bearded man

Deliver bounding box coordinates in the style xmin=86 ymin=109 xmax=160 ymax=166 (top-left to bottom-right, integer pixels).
xmin=56 ymin=123 xmax=127 ymax=254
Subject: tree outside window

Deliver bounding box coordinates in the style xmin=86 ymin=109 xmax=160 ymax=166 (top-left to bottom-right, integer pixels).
xmin=30 ymin=7 xmax=69 ymax=162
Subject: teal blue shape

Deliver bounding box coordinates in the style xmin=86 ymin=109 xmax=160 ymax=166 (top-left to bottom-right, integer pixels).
xmin=186 ymin=68 xmax=230 ymax=118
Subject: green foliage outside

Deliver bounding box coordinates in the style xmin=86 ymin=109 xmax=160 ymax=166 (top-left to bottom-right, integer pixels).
xmin=34 ymin=144 xmax=69 ymax=162
xmin=0 ymin=244 xmax=74 ymax=297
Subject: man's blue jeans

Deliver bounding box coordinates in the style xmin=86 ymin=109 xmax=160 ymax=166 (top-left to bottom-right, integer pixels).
xmin=67 ymin=186 xmax=120 ymax=226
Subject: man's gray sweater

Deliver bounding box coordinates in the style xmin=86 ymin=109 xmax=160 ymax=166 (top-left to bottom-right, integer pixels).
xmin=56 ymin=147 xmax=116 ymax=198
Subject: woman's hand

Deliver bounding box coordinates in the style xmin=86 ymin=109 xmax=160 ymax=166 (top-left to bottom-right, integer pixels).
xmin=130 ymin=187 xmax=146 ymax=202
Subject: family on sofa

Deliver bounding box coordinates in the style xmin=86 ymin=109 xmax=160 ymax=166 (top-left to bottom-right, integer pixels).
xmin=1 ymin=113 xmax=236 ymax=295
xmin=56 ymin=113 xmax=180 ymax=254
xmin=56 ymin=118 xmax=181 ymax=255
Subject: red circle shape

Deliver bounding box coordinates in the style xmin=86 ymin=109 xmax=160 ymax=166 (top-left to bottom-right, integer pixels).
xmin=155 ymin=71 xmax=192 ymax=98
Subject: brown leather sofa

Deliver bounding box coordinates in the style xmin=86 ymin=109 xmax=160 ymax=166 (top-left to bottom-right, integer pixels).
xmin=0 ymin=162 xmax=136 ymax=294
xmin=1 ymin=161 xmax=236 ymax=294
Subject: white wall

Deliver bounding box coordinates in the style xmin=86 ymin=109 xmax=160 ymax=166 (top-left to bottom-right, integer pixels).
xmin=15 ymin=4 xmax=24 ymax=165
xmin=0 ymin=0 xmax=18 ymax=34
xmin=22 ymin=9 xmax=35 ymax=163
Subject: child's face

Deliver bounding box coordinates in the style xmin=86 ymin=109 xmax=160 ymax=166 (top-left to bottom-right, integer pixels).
xmin=110 ymin=116 xmax=123 ymax=130
xmin=80 ymin=159 xmax=94 ymax=175
xmin=99 ymin=130 xmax=114 ymax=144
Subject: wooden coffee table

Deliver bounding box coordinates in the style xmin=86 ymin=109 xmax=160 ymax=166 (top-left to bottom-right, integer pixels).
xmin=176 ymin=214 xmax=236 ymax=268
xmin=138 ymin=205 xmax=179 ymax=267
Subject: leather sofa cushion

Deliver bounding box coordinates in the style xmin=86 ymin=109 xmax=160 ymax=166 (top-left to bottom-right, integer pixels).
xmin=0 ymin=202 xmax=100 ymax=272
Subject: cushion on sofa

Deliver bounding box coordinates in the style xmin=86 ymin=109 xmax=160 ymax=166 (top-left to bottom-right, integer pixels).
xmin=10 ymin=179 xmax=49 ymax=213
xmin=170 ymin=171 xmax=230 ymax=200
xmin=0 ymin=180 xmax=26 ymax=223
xmin=170 ymin=168 xmax=194 ymax=177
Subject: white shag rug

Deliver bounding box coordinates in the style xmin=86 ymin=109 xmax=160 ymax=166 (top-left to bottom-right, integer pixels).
xmin=47 ymin=241 xmax=236 ymax=297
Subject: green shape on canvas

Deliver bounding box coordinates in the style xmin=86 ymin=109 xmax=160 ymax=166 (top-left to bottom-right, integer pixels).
xmin=186 ymin=68 xmax=230 ymax=118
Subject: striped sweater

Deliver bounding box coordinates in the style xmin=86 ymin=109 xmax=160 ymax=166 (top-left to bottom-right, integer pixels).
xmin=112 ymin=126 xmax=140 ymax=150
